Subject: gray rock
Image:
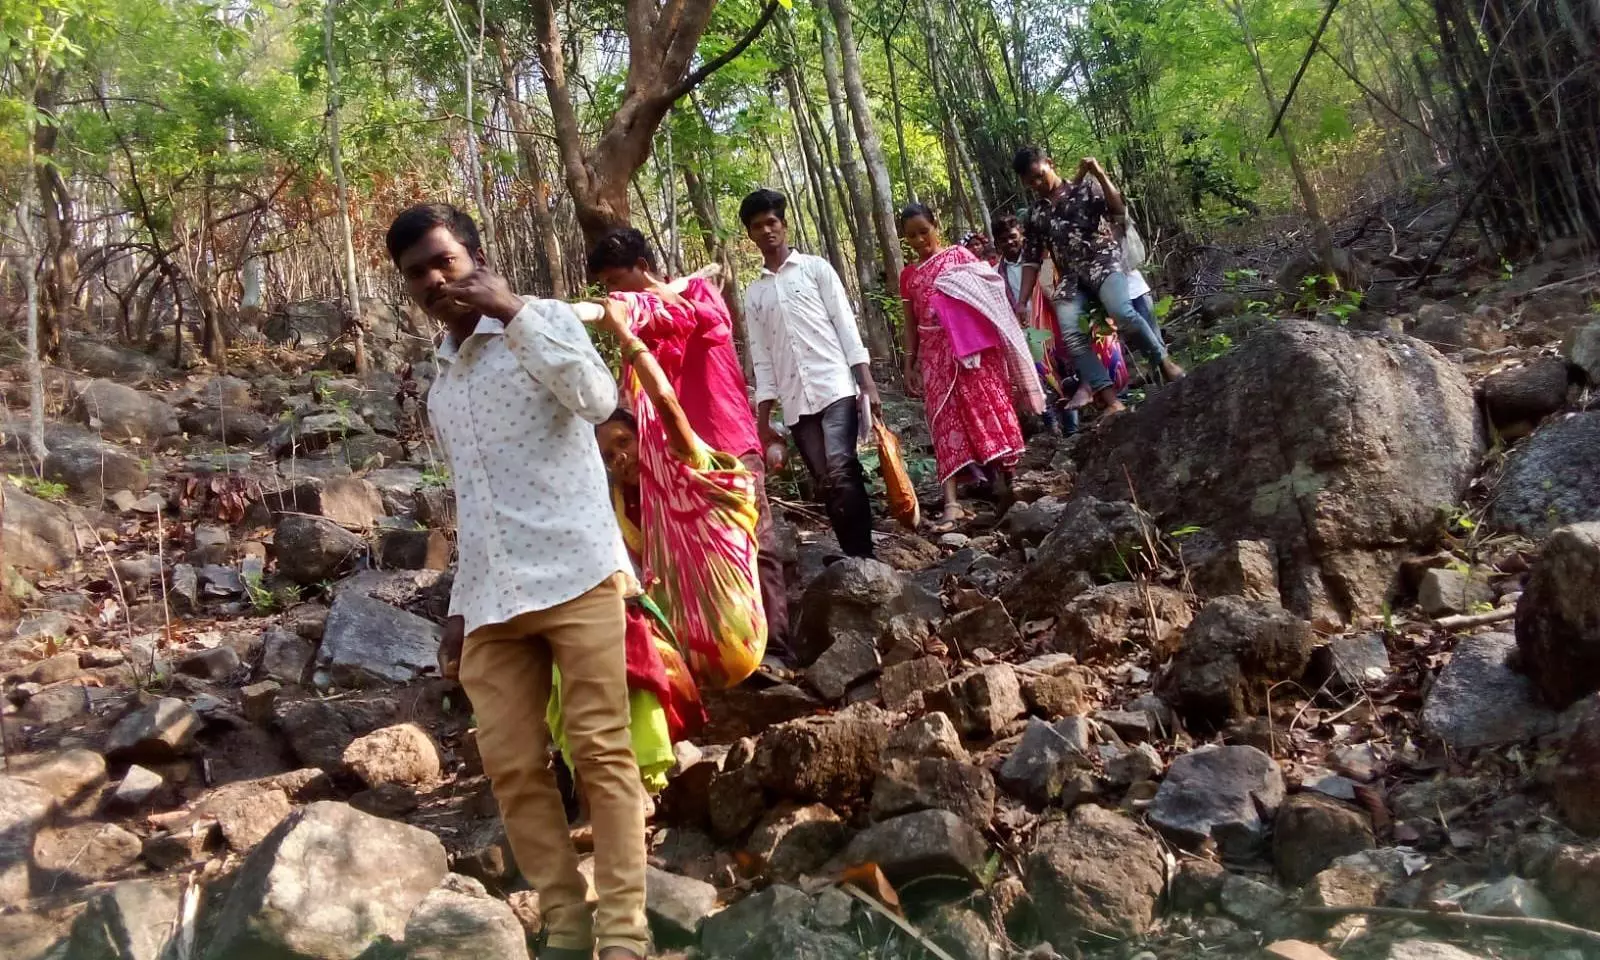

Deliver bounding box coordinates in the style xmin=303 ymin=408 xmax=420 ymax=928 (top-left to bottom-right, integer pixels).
xmin=747 ymin=804 xmax=849 ymax=881
xmin=203 ymin=801 xmax=448 ymax=959
xmin=0 ymin=776 xmax=53 ymax=905
xmin=8 ymin=748 xmax=105 ymax=804
xmin=267 ymin=409 xmax=372 ymax=458
xmin=1 ymin=485 xmax=78 ymax=571
xmin=181 ymin=406 xmax=274 ymax=444
xmin=69 ymin=379 xmax=179 ymax=441
xmin=70 ymin=340 xmax=162 ymax=382
xmin=885 ymin=712 xmax=968 ymax=763
xmin=1103 ymin=742 xmax=1165 ymax=786
xmin=1149 ymin=745 xmax=1286 ymax=858
xmin=793 ymin=558 xmax=942 ymax=666
xmin=878 ymin=657 xmax=949 ymax=711
xmin=1054 ymin=581 xmax=1192 ymax=661
xmin=192 ymin=523 xmax=232 ymax=566
xmin=375 ymin=527 xmax=448 ymax=571
xmin=1026 ymin=804 xmax=1166 ymax=941
xmin=754 ymin=706 xmax=889 ymax=806
xmin=1385 ymin=941 xmax=1488 ymax=960
xmin=871 ymin=756 xmax=996 ymax=826
xmin=192 ymin=782 xmax=294 ymax=853
xmin=939 ymin=598 xmax=1020 ymax=657
xmin=1571 ymin=320 xmax=1600 ymax=384
xmin=1308 ymin=633 xmax=1392 ymax=691
xmin=924 ymin=664 xmax=1025 ymax=738
xmin=645 ymin=866 xmax=718 ymax=947
xmin=275 ymin=696 xmax=399 ymax=772
xmin=19 ymin=683 xmax=89 ymax=724
xmin=43 ymin=431 xmax=149 ymax=501
xmin=199 ymin=564 xmax=245 ymax=597
xmin=841 ymin=809 xmax=989 ymax=886
xmin=1553 ymin=694 xmax=1600 ymax=835
xmin=1515 ymin=522 xmax=1600 ymax=708
xmin=177 ymin=645 xmax=241 ymax=681
xmin=1489 ymin=412 xmax=1600 ymax=535
xmin=275 ymin=515 xmax=365 ymax=585
xmin=804 ymin=635 xmax=879 ymax=703
xmin=1001 ymin=497 xmax=1159 ymax=619
xmin=698 ymin=885 xmax=813 ymax=960
xmin=1096 ymin=708 xmax=1160 ymax=743
xmin=1481 ymin=356 xmax=1572 ymax=429
xmin=66 ymin=878 xmax=182 ymax=960
xmin=1073 ymin=322 xmax=1482 ymax=622
xmin=15 ymin=610 xmax=71 ymax=640
xmin=1273 ymin=793 xmax=1375 ymax=886
xmin=1179 ymin=533 xmax=1281 ymax=604
xmin=22 ymin=651 xmax=82 ymax=685
xmin=1460 ymin=874 xmax=1555 ymax=919
xmin=998 ymin=717 xmax=1094 ymax=806
xmin=403 ymin=880 xmax=530 ymax=960
xmin=1219 ymin=873 xmax=1287 ymax=927
xmin=1418 ymin=567 xmax=1495 ymax=617
xmin=1158 ymin=597 xmax=1318 ymax=732
xmin=261 ymin=626 xmax=316 ymax=685
xmin=106 ymin=697 xmax=201 ymax=763
xmin=111 ymin=766 xmax=164 ymax=807
xmin=318 ymin=478 xmax=385 ymax=530
xmin=1001 ymin=495 xmax=1069 ymax=545
xmin=318 ymin=593 xmax=441 ymax=687
xmin=1421 ymin=632 xmax=1558 ymax=748
xmin=170 ymin=563 xmax=200 ymax=612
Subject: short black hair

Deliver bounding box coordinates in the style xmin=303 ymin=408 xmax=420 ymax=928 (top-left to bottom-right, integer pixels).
xmin=587 ymin=227 xmax=657 ymax=276
xmin=991 ymin=212 xmax=1020 ymax=236
xmin=898 ymin=202 xmax=937 ymax=231
xmin=739 ymin=189 xmax=787 ymax=228
xmin=602 ymin=407 xmax=637 ymax=431
xmin=386 ymin=203 xmax=481 ymax=265
xmin=1012 ymin=145 xmax=1049 ymax=178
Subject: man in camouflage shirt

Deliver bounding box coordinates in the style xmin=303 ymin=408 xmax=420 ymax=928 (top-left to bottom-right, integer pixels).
xmin=1011 ymin=146 xmax=1184 ymax=413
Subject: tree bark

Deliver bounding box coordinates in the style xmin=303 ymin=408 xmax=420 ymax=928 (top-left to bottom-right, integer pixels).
xmin=782 ymin=61 xmax=845 ymax=278
xmin=33 ymin=70 xmax=72 ymax=364
xmin=444 ymin=0 xmax=499 ymax=267
xmin=816 ymin=13 xmax=881 ymax=325
xmin=324 ymin=0 xmax=367 ymax=374
xmin=823 ymin=0 xmax=902 ymax=361
xmin=18 ymin=136 xmax=48 ymax=462
xmin=527 ymin=0 xmax=780 ymax=248
xmin=494 ymin=35 xmax=567 ymax=297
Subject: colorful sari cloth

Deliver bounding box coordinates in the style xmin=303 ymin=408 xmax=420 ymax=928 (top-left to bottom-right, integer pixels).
xmin=616 ymin=291 xmax=768 ymax=691
xmin=900 ymin=245 xmax=1026 ymax=484
xmin=933 ymin=262 xmax=1047 ymax=415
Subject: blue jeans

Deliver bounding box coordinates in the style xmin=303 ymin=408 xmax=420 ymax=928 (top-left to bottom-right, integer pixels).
xmin=1049 ymin=272 xmax=1170 ymax=391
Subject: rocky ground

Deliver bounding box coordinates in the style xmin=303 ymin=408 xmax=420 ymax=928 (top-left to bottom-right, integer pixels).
xmin=2 ymin=213 xmax=1600 ymax=959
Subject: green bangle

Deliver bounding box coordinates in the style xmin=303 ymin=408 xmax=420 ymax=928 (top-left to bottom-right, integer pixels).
xmin=622 ymin=339 xmax=649 ymax=360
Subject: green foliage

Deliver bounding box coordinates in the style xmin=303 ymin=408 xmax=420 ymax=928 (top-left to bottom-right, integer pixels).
xmin=7 ymin=474 xmax=68 ymax=501
xmin=243 ymin=573 xmax=301 ymax=614
xmin=420 ymin=465 xmax=451 ymax=488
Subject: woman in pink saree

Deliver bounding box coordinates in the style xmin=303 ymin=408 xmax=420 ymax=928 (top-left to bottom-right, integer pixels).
xmin=900 ymin=203 xmax=1042 ymax=529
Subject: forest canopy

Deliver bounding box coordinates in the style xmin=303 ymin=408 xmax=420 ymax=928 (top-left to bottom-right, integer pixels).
xmin=3 ymin=0 xmax=1596 ymax=366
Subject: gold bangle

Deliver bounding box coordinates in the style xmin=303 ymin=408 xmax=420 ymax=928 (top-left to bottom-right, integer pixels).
xmin=622 ymin=339 xmax=649 ymax=360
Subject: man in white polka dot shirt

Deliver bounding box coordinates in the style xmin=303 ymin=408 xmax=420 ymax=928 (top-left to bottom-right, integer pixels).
xmin=387 ymin=204 xmax=648 ymax=960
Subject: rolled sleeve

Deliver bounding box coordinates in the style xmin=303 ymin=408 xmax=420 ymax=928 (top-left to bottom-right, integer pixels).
xmin=503 ymin=298 xmax=618 ymax=425
xmin=815 ymin=259 xmax=871 ymax=367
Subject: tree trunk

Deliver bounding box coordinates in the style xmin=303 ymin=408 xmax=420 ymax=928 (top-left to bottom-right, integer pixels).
xmin=33 ymin=70 xmax=72 ymax=364
xmin=816 ymin=13 xmax=881 ymax=327
xmin=18 ymin=140 xmax=48 ymax=462
xmin=495 ymin=36 xmax=567 ymax=297
xmin=1226 ymin=0 xmax=1339 ymax=281
xmin=883 ymin=32 xmax=916 ymax=204
xmin=445 ymin=0 xmax=498 ymax=267
xmin=324 ymin=0 xmax=367 ymax=374
xmin=823 ymin=0 xmax=902 ymax=361
xmin=782 ymin=61 xmax=845 ymax=278
xmin=196 ymin=165 xmax=227 ymax=367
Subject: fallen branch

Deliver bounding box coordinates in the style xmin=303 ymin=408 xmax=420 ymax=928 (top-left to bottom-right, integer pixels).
xmin=1433 ymin=607 xmax=1516 ymax=630
xmin=841 ymin=883 xmax=961 ymax=960
xmin=1297 ymin=905 xmax=1600 ymax=947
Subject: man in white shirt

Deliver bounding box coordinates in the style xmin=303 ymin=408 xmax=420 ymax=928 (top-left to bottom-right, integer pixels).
xmin=386 ymin=204 xmax=647 ymax=960
xmin=739 ymin=188 xmax=880 ymax=560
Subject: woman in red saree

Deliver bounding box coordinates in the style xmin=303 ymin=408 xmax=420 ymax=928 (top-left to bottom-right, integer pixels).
xmin=900 ymin=203 xmax=1030 ymax=529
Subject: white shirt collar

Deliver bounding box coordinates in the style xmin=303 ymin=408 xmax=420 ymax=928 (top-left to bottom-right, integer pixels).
xmin=436 ymin=315 xmax=506 ymax=364
xmin=757 ymin=249 xmax=805 ymax=278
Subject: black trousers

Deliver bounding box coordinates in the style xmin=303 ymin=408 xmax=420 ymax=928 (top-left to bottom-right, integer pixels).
xmin=791 ymin=396 xmax=875 ymax=559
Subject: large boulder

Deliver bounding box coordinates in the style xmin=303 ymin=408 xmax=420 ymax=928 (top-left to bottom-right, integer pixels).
xmin=1072 ymin=321 xmax=1481 ymax=621
xmin=1515 ymin=522 xmax=1600 ymax=708
xmin=318 ymin=593 xmax=441 ymax=687
xmin=792 ymin=558 xmax=941 ymax=666
xmin=1157 ymin=597 xmax=1318 ymax=731
xmin=1000 ymin=497 xmax=1159 ymax=620
xmin=66 ymin=878 xmax=183 ymax=960
xmin=1026 ymin=804 xmax=1166 ymax=942
xmin=69 ymin=379 xmax=179 ymax=441
xmin=1421 ymin=632 xmax=1557 ymax=747
xmin=840 ymin=809 xmax=989 ymax=886
xmin=1148 ymin=745 xmax=1286 ymax=858
xmin=1 ymin=484 xmax=79 ymax=571
xmin=69 ymin=340 xmax=163 ymax=383
xmin=203 ymin=801 xmax=448 ymax=959
xmin=1570 ymin=320 xmax=1600 ymax=384
xmin=403 ymin=875 xmax=529 ymax=960
xmin=1480 ymin=356 xmax=1572 ymax=430
xmin=1553 ymin=694 xmax=1600 ymax=835
xmin=1053 ymin=582 xmax=1192 ymax=661
xmin=42 ymin=430 xmax=149 ymax=502
xmin=1489 ymin=412 xmax=1600 ymax=535
xmin=0 ymin=776 xmax=54 ymax=905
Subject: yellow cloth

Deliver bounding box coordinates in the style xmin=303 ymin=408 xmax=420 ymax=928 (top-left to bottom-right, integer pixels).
xmin=548 ymin=674 xmax=674 ymax=795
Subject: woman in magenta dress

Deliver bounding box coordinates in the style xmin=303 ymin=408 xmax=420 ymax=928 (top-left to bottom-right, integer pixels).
xmin=900 ymin=203 xmax=1027 ymax=529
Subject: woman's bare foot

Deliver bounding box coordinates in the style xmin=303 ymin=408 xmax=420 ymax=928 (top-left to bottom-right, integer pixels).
xmin=1161 ymin=358 xmax=1187 ymax=381
xmin=1094 ymin=386 xmax=1127 ymax=413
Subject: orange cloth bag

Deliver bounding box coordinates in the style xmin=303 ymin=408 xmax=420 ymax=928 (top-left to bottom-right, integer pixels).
xmin=875 ymin=421 xmax=921 ymax=530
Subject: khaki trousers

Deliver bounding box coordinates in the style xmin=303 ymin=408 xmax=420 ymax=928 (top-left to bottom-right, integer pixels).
xmin=460 ymin=573 xmax=649 ymax=956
